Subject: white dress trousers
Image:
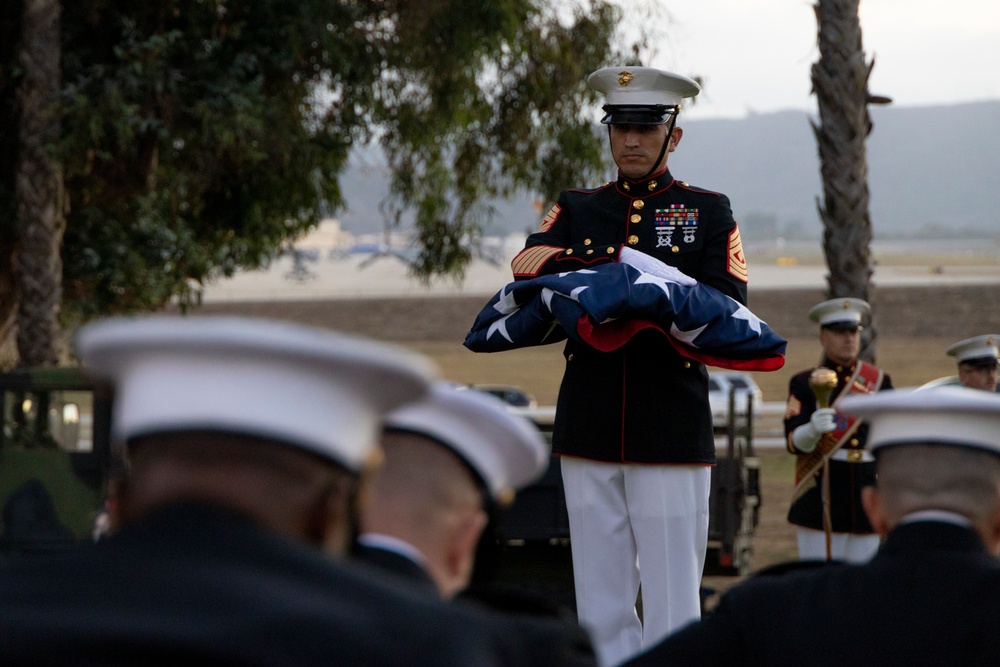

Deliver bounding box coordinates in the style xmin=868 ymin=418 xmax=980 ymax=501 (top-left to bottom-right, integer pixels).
xmin=560 ymin=457 xmax=711 ymax=667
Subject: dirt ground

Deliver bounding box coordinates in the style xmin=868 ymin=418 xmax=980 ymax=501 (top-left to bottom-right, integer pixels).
xmin=195 ymin=283 xmax=1000 ymax=402
xmin=193 ymin=283 xmax=1000 ymax=592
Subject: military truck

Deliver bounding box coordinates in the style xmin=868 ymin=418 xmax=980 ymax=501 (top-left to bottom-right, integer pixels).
xmin=0 ymin=367 xmax=113 ymax=556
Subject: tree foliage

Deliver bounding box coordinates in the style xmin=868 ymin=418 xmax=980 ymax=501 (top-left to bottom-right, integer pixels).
xmin=0 ymin=0 xmax=652 ymax=325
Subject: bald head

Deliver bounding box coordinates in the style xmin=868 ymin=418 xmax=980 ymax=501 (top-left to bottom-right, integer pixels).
xmin=864 ymin=444 xmax=1000 ymax=551
xmin=116 ymin=431 xmax=362 ymax=554
xmin=364 ymin=432 xmax=483 ymax=520
xmin=361 ymin=430 xmax=488 ymax=597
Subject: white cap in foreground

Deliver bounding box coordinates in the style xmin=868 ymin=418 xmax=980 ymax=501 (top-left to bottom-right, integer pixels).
xmin=839 ymin=386 xmax=1000 ymax=456
xmin=75 ymin=315 xmax=437 ymax=472
xmin=384 ymin=383 xmax=549 ymax=504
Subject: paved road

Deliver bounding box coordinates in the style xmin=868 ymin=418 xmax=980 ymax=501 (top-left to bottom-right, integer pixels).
xmin=202 ymin=254 xmax=1000 ymax=303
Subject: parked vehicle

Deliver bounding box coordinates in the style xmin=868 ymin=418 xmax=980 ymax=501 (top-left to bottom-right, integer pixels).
xmin=917 ymin=376 xmax=1000 ymax=392
xmin=708 ymin=371 xmax=763 ymax=429
xmin=468 ymin=384 xmax=538 ymax=409
xmin=0 ymin=368 xmax=114 ymax=556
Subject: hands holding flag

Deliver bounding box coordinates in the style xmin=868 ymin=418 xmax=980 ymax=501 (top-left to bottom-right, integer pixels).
xmin=464 ymin=248 xmax=785 ymax=372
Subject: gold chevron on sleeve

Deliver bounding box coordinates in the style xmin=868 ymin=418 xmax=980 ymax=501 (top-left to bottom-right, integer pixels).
xmin=727 ymin=224 xmax=749 ymax=282
xmin=538 ymin=204 xmax=561 ymax=232
xmin=512 ymin=245 xmax=562 ymax=277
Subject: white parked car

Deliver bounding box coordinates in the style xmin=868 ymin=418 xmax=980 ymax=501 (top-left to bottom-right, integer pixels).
xmin=917 ymin=376 xmax=1000 ymax=392
xmin=916 ymin=375 xmax=961 ymax=390
xmin=467 ymin=384 xmax=538 ymax=409
xmin=708 ymin=372 xmax=763 ymax=428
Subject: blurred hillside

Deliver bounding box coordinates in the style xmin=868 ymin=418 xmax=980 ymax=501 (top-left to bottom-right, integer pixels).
xmin=335 ymin=100 xmax=1000 ymax=245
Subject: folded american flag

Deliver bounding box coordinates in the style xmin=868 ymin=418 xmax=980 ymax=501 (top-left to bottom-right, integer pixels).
xmin=463 ymin=252 xmax=786 ymax=372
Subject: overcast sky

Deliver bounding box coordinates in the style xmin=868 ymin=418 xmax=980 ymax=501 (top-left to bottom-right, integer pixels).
xmin=641 ymin=0 xmax=1000 ymax=120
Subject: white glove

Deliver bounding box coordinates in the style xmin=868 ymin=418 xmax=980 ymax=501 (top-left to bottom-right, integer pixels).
xmin=791 ymin=408 xmax=836 ymax=453
xmin=619 ymin=247 xmax=697 ymax=286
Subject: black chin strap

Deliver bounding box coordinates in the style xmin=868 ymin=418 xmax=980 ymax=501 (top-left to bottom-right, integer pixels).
xmin=641 ymin=114 xmax=676 ymax=180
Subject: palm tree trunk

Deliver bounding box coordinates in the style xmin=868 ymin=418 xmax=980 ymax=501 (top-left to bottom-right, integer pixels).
xmin=811 ymin=0 xmax=879 ymax=362
xmin=1 ymin=0 xmax=21 ymax=370
xmin=0 ymin=246 xmax=17 ymax=370
xmin=15 ymin=0 xmax=65 ymax=368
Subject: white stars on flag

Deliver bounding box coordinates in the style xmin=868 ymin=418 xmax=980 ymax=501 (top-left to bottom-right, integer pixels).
xmin=730 ymin=303 xmax=763 ymax=335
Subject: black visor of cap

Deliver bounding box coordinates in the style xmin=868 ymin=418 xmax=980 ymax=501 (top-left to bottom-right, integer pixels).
xmin=961 ymin=356 xmax=1000 ymax=370
xmin=600 ymin=104 xmax=679 ymax=125
xmin=821 ymin=321 xmax=862 ymax=332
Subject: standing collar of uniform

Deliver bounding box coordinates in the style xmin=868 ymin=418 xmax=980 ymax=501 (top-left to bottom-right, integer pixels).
xmin=616 ymin=167 xmax=673 ymax=196
xmin=356 ymin=532 xmax=428 ymax=567
xmin=821 ymin=357 xmax=858 ymax=376
xmin=898 ymin=509 xmax=973 ymax=528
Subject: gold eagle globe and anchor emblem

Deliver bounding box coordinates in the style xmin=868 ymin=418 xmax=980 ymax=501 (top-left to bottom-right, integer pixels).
xmin=618 ymin=70 xmax=633 ymax=86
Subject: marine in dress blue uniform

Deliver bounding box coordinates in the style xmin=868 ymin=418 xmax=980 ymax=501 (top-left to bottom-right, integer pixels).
xmin=947 ymin=334 xmax=1000 ymax=392
xmin=0 ymin=316 xmax=560 ymax=667
xmin=510 ymin=66 xmax=749 ymax=667
xmin=623 ymin=387 xmax=1000 ymax=667
xmin=784 ymin=298 xmax=892 ymax=562
xmin=357 ymin=381 xmax=549 ymax=599
xmin=356 ymin=382 xmax=598 ymax=667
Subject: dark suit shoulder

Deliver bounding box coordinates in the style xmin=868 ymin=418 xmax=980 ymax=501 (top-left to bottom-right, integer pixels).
xmin=0 ymin=504 xmax=507 ymax=667
xmin=353 ymin=544 xmax=440 ymax=595
xmin=671 ymin=180 xmax=725 ymax=197
xmin=477 ymin=605 xmax=599 ymax=667
xmin=750 ymin=558 xmax=849 ymax=579
xmin=788 ymin=368 xmax=814 ymax=391
xmin=562 ymin=182 xmax=614 ymax=197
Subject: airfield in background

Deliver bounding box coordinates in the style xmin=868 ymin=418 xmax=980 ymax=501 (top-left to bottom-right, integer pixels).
xmin=200 ymin=221 xmax=1000 ymax=303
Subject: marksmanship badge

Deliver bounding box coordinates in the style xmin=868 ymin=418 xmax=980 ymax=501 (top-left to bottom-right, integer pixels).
xmin=654 ymin=205 xmax=699 ymax=248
